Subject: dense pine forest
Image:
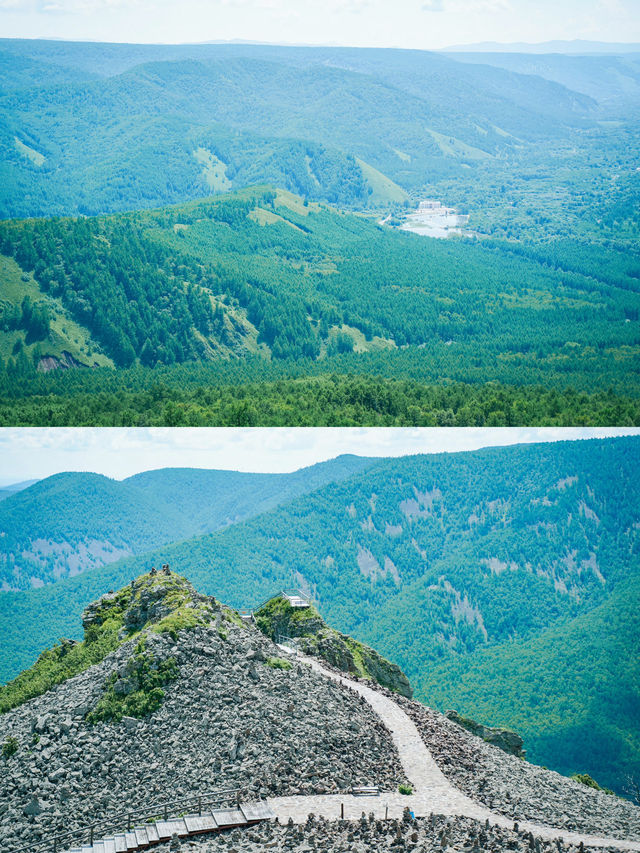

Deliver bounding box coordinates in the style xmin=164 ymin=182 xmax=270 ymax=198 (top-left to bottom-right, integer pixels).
xmin=1 ymin=186 xmax=639 ymax=424
xmin=1 ymin=40 xmax=639 ymax=424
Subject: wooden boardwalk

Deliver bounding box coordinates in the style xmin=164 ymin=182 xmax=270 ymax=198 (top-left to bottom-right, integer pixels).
xmin=59 ymin=802 xmax=275 ymax=853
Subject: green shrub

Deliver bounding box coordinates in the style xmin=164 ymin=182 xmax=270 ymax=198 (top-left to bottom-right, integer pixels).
xmin=2 ymin=736 xmax=18 ymax=758
xmin=86 ymin=650 xmax=178 ymax=724
xmin=0 ymin=631 xmax=121 ymax=714
xmin=571 ymin=773 xmax=616 ymax=796
xmin=398 ymin=783 xmax=413 ymax=795
xmin=265 ymin=656 xmax=292 ymax=670
xmin=571 ymin=772 xmax=602 ymax=790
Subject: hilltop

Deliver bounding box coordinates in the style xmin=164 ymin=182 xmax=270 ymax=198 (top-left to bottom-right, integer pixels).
xmin=254 ymin=594 xmax=412 ymax=698
xmin=0 ymin=572 xmax=406 ymax=850
xmin=1 ymin=571 xmax=639 ymax=853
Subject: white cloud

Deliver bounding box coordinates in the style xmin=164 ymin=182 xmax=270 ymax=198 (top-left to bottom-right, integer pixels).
xmin=0 ymin=427 xmax=637 ymax=485
xmin=422 ymin=0 xmax=511 ymax=12
xmin=36 ymin=0 xmax=153 ymax=12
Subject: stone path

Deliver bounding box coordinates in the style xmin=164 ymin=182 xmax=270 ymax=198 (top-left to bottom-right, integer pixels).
xmin=269 ymin=654 xmax=640 ymax=851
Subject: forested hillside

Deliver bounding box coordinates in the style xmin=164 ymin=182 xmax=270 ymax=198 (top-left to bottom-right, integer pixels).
xmin=445 ymin=50 xmax=640 ymax=114
xmin=1 ymin=39 xmax=638 ymax=424
xmin=0 ymin=454 xmax=375 ymax=591
xmin=1 ymin=186 xmax=638 ymax=396
xmin=2 ymin=436 xmax=638 ymax=792
xmin=0 ymin=41 xmax=597 ymax=219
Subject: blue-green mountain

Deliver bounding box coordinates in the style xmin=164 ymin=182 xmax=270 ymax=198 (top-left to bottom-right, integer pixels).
xmin=0 ymin=454 xmax=375 ymax=591
xmin=1 ymin=436 xmax=638 ymax=793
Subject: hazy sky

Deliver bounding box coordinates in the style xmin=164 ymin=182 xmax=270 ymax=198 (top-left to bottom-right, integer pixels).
xmin=0 ymin=427 xmax=637 ymax=485
xmin=1 ymin=0 xmax=639 ymax=49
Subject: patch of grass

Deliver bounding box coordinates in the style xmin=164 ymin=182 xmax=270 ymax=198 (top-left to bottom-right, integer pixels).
xmin=398 ymin=783 xmax=413 ymax=795
xmin=356 ymin=157 xmax=409 ymax=204
xmin=248 ymin=207 xmax=305 ymax=232
xmin=426 ymin=129 xmax=491 ymax=161
xmin=222 ymin=606 xmax=246 ymax=628
xmin=265 ymin=656 xmax=292 ymax=671
xmin=86 ymin=645 xmax=179 ymax=724
xmin=152 ymin=607 xmax=207 ymax=641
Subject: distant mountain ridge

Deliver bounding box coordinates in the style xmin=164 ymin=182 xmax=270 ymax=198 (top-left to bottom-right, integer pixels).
xmin=0 ymin=454 xmax=377 ymax=591
xmin=446 ymin=50 xmax=640 ymax=110
xmin=0 ymin=40 xmax=598 ymax=219
xmin=442 ymin=40 xmax=640 ymax=54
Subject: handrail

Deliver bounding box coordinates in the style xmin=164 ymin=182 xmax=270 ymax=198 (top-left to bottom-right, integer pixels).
xmin=8 ymin=787 xmax=242 ymax=853
xmin=250 ymin=589 xmax=313 ymax=615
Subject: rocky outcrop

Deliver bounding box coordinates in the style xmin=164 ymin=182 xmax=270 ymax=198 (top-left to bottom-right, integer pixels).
xmin=0 ymin=576 xmax=405 ymax=851
xmin=37 ymin=351 xmax=90 ymax=372
xmin=255 ymin=595 xmax=412 ymax=698
xmin=396 ymin=695 xmax=640 ymax=841
xmin=445 ymin=709 xmax=525 ymax=758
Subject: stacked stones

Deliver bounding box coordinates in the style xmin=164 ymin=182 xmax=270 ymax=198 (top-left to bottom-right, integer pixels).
xmin=151 ymin=811 xmax=629 ymax=853
xmin=395 ymin=695 xmax=640 ymax=841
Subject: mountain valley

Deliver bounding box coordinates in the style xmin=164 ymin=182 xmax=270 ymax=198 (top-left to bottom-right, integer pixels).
xmin=1 ymin=436 xmax=638 ymax=795
xmin=0 ymin=39 xmax=639 ymax=424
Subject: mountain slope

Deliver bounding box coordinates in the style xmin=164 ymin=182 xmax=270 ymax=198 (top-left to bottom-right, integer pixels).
xmin=2 ymin=186 xmax=638 ymax=397
xmin=422 ymin=573 xmax=640 ymax=793
xmin=0 ymin=454 xmax=376 ymax=591
xmin=0 ymin=42 xmax=598 ymax=219
xmin=2 ymin=436 xmax=636 ymax=792
xmin=1 ymin=570 xmax=639 ymax=853
xmin=0 ymin=571 xmax=405 ymax=851
xmin=446 ymin=51 xmax=640 ymax=113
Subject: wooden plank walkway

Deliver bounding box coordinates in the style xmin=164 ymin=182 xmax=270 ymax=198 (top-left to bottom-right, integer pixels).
xmin=60 ymin=802 xmax=275 ymax=853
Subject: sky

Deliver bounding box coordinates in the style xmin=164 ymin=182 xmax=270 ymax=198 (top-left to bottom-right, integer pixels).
xmin=0 ymin=427 xmax=637 ymax=485
xmin=1 ymin=0 xmax=639 ymax=49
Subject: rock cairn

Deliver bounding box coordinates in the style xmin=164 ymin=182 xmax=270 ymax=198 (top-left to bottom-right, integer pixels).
xmin=151 ymin=810 xmax=628 ymax=853
xmin=397 ymin=695 xmax=640 ymax=841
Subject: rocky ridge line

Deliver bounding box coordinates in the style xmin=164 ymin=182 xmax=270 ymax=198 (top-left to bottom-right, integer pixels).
xmin=0 ymin=574 xmax=406 ymax=851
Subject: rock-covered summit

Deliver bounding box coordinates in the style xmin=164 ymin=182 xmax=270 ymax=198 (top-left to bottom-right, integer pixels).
xmin=0 ymin=571 xmax=406 ymax=850
xmin=2 ymin=570 xmax=640 ymax=853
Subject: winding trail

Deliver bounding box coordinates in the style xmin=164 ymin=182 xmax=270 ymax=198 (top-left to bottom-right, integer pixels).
xmin=268 ymin=654 xmax=640 ymax=850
